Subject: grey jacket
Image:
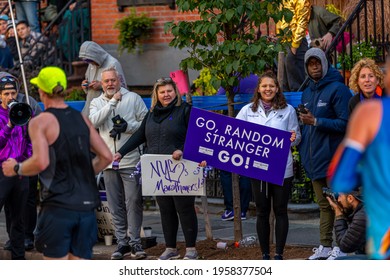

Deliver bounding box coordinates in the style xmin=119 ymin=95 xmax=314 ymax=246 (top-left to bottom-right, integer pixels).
xmin=79 ymin=41 xmax=127 ymax=117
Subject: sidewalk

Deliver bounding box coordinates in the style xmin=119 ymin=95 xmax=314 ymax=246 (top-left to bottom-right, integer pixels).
xmin=0 ymin=199 xmax=319 ymax=260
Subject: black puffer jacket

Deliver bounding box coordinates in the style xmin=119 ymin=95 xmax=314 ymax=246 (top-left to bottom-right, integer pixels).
xmin=118 ymin=101 xmax=191 ymax=156
xmin=334 ymin=203 xmax=366 ymax=254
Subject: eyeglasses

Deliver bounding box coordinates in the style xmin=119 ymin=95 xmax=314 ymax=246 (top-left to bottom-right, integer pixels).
xmin=0 ymin=76 xmax=15 ymax=83
xmin=156 ymin=77 xmax=173 ymax=83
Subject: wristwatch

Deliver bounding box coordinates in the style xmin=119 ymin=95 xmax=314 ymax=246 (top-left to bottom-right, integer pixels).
xmin=13 ymin=163 xmax=20 ymax=175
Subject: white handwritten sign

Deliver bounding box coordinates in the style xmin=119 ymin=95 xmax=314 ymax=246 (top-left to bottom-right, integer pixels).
xmin=95 ymin=191 xmax=115 ymax=240
xmin=141 ymin=154 xmax=206 ymax=196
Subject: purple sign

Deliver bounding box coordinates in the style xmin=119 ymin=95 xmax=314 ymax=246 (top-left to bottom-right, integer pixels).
xmin=183 ymin=108 xmax=291 ymax=185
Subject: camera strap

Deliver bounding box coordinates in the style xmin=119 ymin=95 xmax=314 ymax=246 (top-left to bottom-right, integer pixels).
xmin=112 ymin=109 xmax=117 ymax=153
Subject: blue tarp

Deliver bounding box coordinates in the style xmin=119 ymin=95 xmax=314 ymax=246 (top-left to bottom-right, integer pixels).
xmin=38 ymin=92 xmax=303 ymax=112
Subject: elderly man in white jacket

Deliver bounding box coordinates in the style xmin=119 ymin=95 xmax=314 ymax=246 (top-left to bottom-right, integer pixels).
xmin=79 ymin=41 xmax=127 ymax=117
xmin=89 ymin=67 xmax=148 ymax=260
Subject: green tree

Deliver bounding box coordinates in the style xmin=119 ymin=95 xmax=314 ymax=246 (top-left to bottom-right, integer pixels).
xmin=165 ymin=0 xmax=292 ymax=242
xmin=165 ymin=0 xmax=292 ymax=116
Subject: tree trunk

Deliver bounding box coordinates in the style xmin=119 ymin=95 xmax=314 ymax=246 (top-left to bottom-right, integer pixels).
xmin=201 ymin=196 xmax=213 ymax=240
xmin=277 ymin=51 xmax=285 ymax=87
xmin=226 ymin=90 xmax=243 ymax=242
xmin=227 ymin=90 xmax=235 ymax=119
xmin=232 ymin=173 xmax=243 ymax=241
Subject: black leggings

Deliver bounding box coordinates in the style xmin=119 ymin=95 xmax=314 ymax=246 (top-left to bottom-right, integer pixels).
xmin=251 ymin=177 xmax=293 ymax=255
xmin=156 ymin=196 xmax=198 ymax=248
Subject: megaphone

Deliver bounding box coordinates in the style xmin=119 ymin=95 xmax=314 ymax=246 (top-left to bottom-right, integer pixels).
xmin=8 ymin=100 xmax=32 ymax=126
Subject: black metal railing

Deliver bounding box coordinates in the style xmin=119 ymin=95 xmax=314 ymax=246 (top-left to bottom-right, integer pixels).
xmin=0 ymin=2 xmax=11 ymax=15
xmin=299 ymin=0 xmax=389 ymax=91
xmin=2 ymin=0 xmax=90 ymax=78
xmin=330 ymin=0 xmax=388 ymax=73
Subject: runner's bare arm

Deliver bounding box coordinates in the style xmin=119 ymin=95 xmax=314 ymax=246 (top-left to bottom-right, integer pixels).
xmin=83 ymin=115 xmax=113 ymax=174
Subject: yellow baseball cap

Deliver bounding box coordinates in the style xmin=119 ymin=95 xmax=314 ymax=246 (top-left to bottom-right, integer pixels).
xmin=30 ymin=66 xmax=67 ymax=94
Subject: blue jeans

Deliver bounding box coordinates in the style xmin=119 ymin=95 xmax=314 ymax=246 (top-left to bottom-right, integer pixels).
xmin=220 ymin=170 xmax=251 ymax=213
xmin=15 ymin=1 xmax=40 ymax=33
xmin=0 ymin=46 xmax=14 ymax=69
xmin=104 ymin=167 xmax=143 ymax=247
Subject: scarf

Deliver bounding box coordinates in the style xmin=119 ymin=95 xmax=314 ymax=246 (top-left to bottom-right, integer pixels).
xmin=261 ymin=100 xmax=272 ymax=114
xmin=152 ymin=97 xmax=178 ymax=123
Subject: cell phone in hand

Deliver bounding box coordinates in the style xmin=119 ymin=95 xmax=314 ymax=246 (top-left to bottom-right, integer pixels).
xmin=297 ymin=104 xmax=308 ymax=114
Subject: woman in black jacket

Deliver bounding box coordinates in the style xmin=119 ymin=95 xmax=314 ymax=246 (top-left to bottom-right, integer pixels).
xmin=114 ymin=77 xmax=200 ymax=260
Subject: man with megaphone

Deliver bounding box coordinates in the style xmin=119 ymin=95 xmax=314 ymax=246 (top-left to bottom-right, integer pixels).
xmin=0 ymin=72 xmax=41 ymax=254
xmin=0 ymin=74 xmax=32 ymax=259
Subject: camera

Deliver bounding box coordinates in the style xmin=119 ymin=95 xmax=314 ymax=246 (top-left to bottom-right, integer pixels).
xmin=310 ymin=38 xmax=325 ymax=50
xmin=8 ymin=100 xmax=32 ymax=126
xmin=109 ymin=114 xmax=127 ymax=140
xmin=111 ymin=114 xmax=123 ymax=125
xmin=297 ymin=104 xmax=308 ymax=114
xmin=82 ymin=82 xmax=89 ymax=87
xmin=322 ymin=187 xmax=338 ymax=201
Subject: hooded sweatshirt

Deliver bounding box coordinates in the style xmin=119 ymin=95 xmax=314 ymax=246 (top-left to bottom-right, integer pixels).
xmin=298 ymin=48 xmax=352 ymax=180
xmin=79 ymin=41 xmax=127 ymax=116
xmin=0 ymin=74 xmax=32 ymax=163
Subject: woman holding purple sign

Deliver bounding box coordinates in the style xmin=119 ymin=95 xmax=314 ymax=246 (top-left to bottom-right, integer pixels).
xmin=113 ymin=77 xmax=201 ymax=260
xmin=236 ymin=71 xmax=301 ymax=260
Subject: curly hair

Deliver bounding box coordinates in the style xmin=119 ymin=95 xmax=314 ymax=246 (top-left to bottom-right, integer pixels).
xmin=251 ymin=71 xmax=287 ymax=112
xmin=150 ymin=77 xmax=182 ymax=111
xmin=349 ymin=58 xmax=384 ymax=94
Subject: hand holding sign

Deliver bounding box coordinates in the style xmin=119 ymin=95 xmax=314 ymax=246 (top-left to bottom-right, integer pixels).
xmin=183 ymin=108 xmax=291 ymax=185
xmin=141 ymin=154 xmax=206 ymax=196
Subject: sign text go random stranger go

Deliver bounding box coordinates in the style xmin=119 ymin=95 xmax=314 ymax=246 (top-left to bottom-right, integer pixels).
xmin=183 ymin=108 xmax=291 ymax=186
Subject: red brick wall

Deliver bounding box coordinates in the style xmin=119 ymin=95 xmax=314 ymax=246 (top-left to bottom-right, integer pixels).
xmin=0 ymin=0 xmax=348 ymax=46
xmin=91 ymin=1 xmax=201 ymax=45
xmin=91 ymin=1 xmax=285 ymax=46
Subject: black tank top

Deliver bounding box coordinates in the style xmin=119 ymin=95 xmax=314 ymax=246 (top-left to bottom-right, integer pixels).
xmin=40 ymin=107 xmax=100 ymax=211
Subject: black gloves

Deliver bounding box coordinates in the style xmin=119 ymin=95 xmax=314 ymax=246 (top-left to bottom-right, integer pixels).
xmin=109 ymin=116 xmax=127 ymax=140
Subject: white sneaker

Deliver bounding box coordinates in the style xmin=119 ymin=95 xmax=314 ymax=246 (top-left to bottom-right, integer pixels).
xmin=326 ymin=246 xmax=347 ymax=260
xmin=307 ymin=245 xmax=332 ymax=260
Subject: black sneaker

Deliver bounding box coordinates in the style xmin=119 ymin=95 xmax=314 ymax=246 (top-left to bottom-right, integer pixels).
xmin=25 ymin=239 xmax=34 ymax=251
xmin=274 ymin=254 xmax=283 ymax=260
xmin=3 ymin=240 xmax=11 ymax=251
xmin=111 ymin=244 xmax=131 ymax=260
xmin=131 ymin=243 xmax=147 ymax=259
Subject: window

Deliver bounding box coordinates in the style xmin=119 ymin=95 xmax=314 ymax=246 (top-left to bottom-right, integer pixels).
xmin=117 ymin=0 xmax=175 ymax=12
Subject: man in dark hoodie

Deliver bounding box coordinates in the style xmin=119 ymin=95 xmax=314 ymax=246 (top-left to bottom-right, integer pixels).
xmin=297 ymin=48 xmax=351 ymax=260
xmin=79 ymin=41 xmax=127 ymax=117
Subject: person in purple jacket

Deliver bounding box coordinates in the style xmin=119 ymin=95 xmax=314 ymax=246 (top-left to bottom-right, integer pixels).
xmin=0 ymin=74 xmax=32 ymax=259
